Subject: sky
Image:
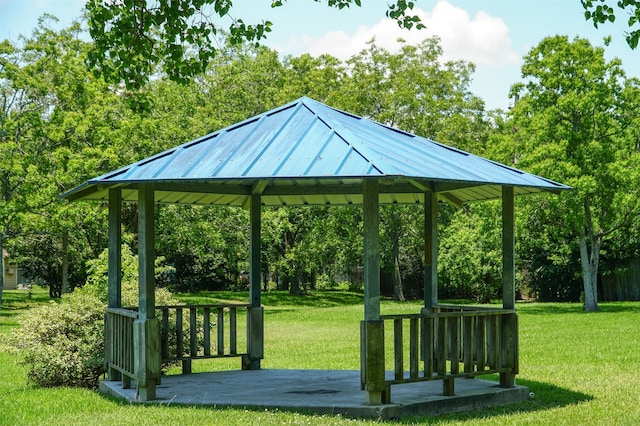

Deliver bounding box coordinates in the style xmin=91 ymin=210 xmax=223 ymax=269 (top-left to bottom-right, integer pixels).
xmin=0 ymin=0 xmax=637 ymax=110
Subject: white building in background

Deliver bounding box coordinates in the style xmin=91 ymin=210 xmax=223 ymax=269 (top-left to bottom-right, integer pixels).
xmin=3 ymin=249 xmax=18 ymax=290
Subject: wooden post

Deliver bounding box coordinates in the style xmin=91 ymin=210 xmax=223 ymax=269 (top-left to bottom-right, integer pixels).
xmin=502 ymin=186 xmax=515 ymax=310
xmin=362 ymin=320 xmax=389 ymax=404
xmin=361 ymin=179 xmax=387 ymax=404
xmin=363 ymin=179 xmax=380 ymax=321
xmin=423 ymin=190 xmax=438 ymax=311
xmin=501 ymin=186 xmax=516 ymax=388
xmin=421 ymin=190 xmax=438 ymax=370
xmin=134 ymin=184 xmax=160 ymax=401
xmin=106 ymin=188 xmax=122 ymax=381
xmin=108 ymin=188 xmax=122 ymax=310
xmin=246 ymin=192 xmax=263 ymax=370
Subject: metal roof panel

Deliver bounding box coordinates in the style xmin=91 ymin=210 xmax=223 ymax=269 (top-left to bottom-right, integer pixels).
xmin=62 ymin=97 xmax=570 ymax=206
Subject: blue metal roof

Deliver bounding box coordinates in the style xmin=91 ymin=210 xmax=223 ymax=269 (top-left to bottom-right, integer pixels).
xmin=63 ymin=97 xmax=569 ymax=206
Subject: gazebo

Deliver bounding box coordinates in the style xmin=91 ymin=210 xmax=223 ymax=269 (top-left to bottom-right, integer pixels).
xmin=62 ymin=97 xmax=568 ymax=414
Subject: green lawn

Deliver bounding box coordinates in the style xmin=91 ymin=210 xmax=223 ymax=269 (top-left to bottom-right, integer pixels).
xmin=1 ymin=288 xmax=639 ymax=425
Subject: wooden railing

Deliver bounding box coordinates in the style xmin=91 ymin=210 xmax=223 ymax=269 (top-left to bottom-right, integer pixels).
xmin=157 ymin=304 xmax=251 ymax=373
xmin=104 ymin=304 xmax=257 ymax=383
xmin=104 ymin=308 xmax=137 ymax=387
xmin=363 ymin=304 xmax=518 ymax=399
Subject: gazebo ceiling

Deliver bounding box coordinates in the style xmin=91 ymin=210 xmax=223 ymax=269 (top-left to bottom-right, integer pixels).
xmin=62 ymin=97 xmax=569 ymax=207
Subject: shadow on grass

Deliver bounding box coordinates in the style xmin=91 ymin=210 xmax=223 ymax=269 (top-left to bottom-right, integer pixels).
xmin=177 ymin=290 xmax=364 ymax=309
xmin=396 ymin=377 xmax=593 ymax=424
xmin=517 ymin=302 xmax=640 ymax=316
xmin=516 ymin=303 xmax=585 ymax=315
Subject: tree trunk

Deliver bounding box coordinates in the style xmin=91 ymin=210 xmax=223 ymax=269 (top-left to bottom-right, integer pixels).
xmin=392 ymin=234 xmax=405 ymax=302
xmin=289 ymin=274 xmax=302 ymax=295
xmin=61 ymin=231 xmax=69 ymax=294
xmin=0 ymin=236 xmax=4 ymax=310
xmin=579 ymin=226 xmax=600 ymax=312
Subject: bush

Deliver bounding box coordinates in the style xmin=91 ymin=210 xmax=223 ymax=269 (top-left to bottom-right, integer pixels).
xmin=7 ymin=245 xmax=180 ymax=389
xmin=7 ymin=291 xmax=105 ymax=388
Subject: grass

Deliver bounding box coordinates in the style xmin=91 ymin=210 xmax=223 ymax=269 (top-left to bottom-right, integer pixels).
xmin=1 ymin=288 xmax=639 ymax=425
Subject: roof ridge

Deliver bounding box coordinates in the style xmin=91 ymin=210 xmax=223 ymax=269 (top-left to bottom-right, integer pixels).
xmin=299 ymin=97 xmax=391 ymax=176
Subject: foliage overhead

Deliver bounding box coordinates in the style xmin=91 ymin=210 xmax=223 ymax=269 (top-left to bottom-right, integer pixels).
xmin=85 ymin=0 xmax=424 ymax=89
xmin=582 ymin=0 xmax=640 ymax=48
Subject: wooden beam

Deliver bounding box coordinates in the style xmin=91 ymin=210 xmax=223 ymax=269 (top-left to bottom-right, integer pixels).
xmin=363 ymin=179 xmax=380 ymax=321
xmin=501 ymin=186 xmax=516 ymax=388
xmin=108 ymin=188 xmax=122 ymax=309
xmin=438 ymin=192 xmax=463 ymax=209
xmin=152 ymin=181 xmax=251 ymax=196
xmin=249 ymin=192 xmax=261 ymax=308
xmin=246 ymin=191 xmax=264 ymax=369
xmin=134 ymin=183 xmax=160 ymax=401
xmin=502 ymin=186 xmax=515 ymax=309
xmin=138 ymin=183 xmax=155 ymax=319
xmin=424 ymin=190 xmax=438 ymax=310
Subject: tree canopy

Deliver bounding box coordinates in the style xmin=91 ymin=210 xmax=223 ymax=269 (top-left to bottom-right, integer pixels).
xmin=85 ymin=0 xmax=424 ymax=90
xmin=2 ymin=16 xmax=639 ymax=310
xmin=499 ymin=35 xmax=640 ymax=311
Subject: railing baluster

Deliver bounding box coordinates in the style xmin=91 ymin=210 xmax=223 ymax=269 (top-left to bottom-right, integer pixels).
xmin=463 ymin=316 xmax=473 ymax=373
xmin=217 ymin=307 xmax=225 ymax=356
xmin=486 ymin=315 xmax=497 ymax=369
xmin=436 ymin=317 xmax=447 ymax=376
xmin=424 ymin=316 xmax=434 ymax=377
xmin=190 ymin=307 xmax=198 ymax=357
xmin=409 ymin=317 xmax=419 ymax=379
xmin=449 ymin=316 xmax=460 ymax=375
xmin=230 ymin=307 xmax=237 ymax=355
xmin=476 ymin=315 xmax=486 ymax=371
xmin=203 ymin=307 xmax=211 ymax=357
xmin=161 ymin=308 xmax=169 ymax=359
xmin=176 ymin=307 xmax=184 ymax=359
xmin=394 ymin=318 xmax=403 ymax=381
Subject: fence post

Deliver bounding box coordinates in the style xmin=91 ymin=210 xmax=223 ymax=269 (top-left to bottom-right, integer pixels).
xmin=500 ymin=313 xmax=517 ymax=387
xmin=244 ymin=306 xmax=264 ymax=370
xmin=361 ymin=320 xmax=389 ymax=404
xmin=133 ymin=317 xmax=160 ymax=401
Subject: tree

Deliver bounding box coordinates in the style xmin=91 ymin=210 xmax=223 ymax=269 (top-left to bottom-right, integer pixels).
xmin=0 ymin=22 xmax=68 ymax=307
xmin=0 ymin=17 xmax=144 ymax=305
xmin=85 ymin=0 xmax=423 ymax=90
xmin=439 ymin=203 xmax=502 ymax=302
xmin=338 ymin=37 xmax=489 ymax=300
xmin=502 ymin=35 xmax=640 ymax=311
xmin=582 ymin=0 xmax=640 ymax=48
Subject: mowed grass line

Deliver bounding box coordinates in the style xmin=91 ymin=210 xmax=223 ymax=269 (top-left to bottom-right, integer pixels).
xmin=1 ymin=289 xmax=639 ymax=425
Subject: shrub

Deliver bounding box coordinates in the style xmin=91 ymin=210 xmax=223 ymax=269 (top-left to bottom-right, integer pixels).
xmin=7 ymin=245 xmax=179 ymax=389
xmin=7 ymin=291 xmax=105 ymax=388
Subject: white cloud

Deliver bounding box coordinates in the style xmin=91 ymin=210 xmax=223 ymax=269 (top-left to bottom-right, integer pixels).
xmin=272 ymin=0 xmax=518 ymax=66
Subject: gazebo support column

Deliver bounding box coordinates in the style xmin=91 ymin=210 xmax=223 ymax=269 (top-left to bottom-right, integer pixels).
xmin=500 ymin=186 xmax=517 ymax=388
xmin=106 ymin=188 xmax=123 ymax=383
xmin=244 ymin=192 xmax=264 ymax=370
xmin=134 ymin=184 xmax=161 ymax=401
xmin=423 ymin=190 xmax=438 ymax=311
xmin=421 ymin=190 xmax=454 ymax=394
xmin=361 ymin=179 xmax=388 ymax=404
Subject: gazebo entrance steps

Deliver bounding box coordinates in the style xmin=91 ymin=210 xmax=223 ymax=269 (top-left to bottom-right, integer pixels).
xmin=99 ymin=369 xmax=529 ymax=419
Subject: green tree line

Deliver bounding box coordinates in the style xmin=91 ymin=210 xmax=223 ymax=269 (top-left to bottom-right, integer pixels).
xmin=1 ymin=17 xmax=639 ymax=310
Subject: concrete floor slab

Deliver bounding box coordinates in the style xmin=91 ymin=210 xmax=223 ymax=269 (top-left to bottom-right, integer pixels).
xmin=100 ymin=370 xmax=529 ymax=419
